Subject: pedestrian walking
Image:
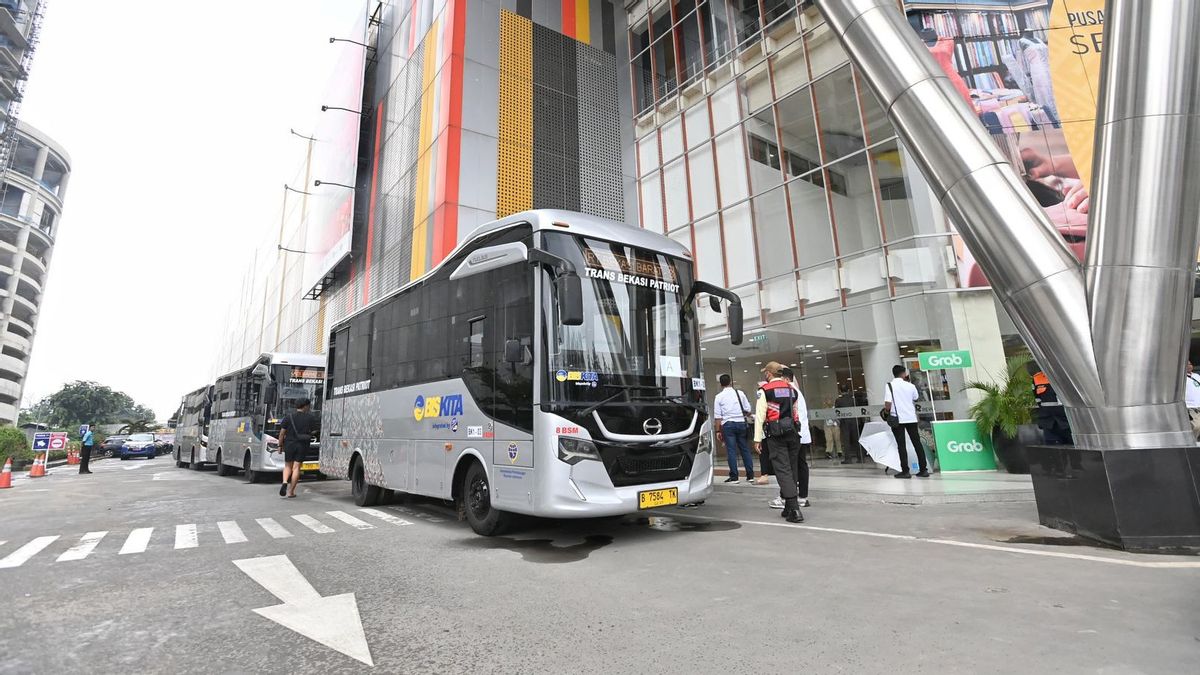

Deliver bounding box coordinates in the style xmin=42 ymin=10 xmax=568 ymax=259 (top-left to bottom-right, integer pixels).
xmin=754 ymin=362 xmax=804 ymax=522
xmin=882 ymin=365 xmax=929 ymax=479
xmin=1186 ymin=361 xmax=1200 ymax=440
xmin=1033 ymin=371 xmax=1073 ymax=445
xmin=767 ymin=367 xmax=810 ymax=509
xmin=79 ymin=424 xmax=95 ymax=474
xmin=713 ymin=374 xmax=755 ymax=483
xmin=276 ymin=398 xmax=316 ymax=498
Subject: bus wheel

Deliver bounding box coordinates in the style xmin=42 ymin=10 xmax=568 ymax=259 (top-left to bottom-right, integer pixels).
xmin=215 ymin=450 xmax=232 ymax=476
xmin=462 ymin=461 xmax=510 ymax=536
xmin=175 ymin=449 xmax=185 ymax=469
xmin=351 ymin=460 xmax=382 ymax=507
xmin=244 ymin=452 xmax=261 ymax=484
xmin=190 ymin=450 xmax=201 ymax=470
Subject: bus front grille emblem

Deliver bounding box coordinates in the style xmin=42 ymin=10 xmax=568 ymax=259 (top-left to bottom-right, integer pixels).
xmin=643 ymin=418 xmax=663 ymax=435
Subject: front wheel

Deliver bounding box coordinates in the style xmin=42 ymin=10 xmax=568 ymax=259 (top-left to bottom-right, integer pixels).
xmin=244 ymin=453 xmax=261 ymax=483
xmin=461 ymin=462 xmax=510 ymax=536
xmin=215 ymin=450 xmax=232 ymax=476
xmin=351 ymin=461 xmax=382 ymax=507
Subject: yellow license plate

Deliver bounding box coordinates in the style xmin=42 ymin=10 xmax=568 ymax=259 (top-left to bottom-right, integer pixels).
xmin=301 ymin=462 xmax=320 ymax=471
xmin=638 ymin=487 xmax=678 ymax=509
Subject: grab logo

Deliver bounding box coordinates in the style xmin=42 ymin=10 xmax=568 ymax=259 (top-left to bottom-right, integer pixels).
xmin=946 ymin=440 xmax=985 ymax=453
xmin=927 ymin=354 xmax=964 ymax=367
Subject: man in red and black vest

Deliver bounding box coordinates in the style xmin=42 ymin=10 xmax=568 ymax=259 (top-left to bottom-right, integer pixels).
xmin=754 ymin=361 xmax=804 ymax=523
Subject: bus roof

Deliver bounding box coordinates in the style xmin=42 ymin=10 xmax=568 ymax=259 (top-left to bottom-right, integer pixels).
xmin=264 ymin=352 xmax=327 ymax=368
xmin=330 ymin=210 xmax=693 ymax=332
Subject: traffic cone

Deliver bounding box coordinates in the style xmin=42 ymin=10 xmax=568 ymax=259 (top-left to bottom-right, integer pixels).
xmin=0 ymin=457 xmax=11 ymax=488
xmin=29 ymin=453 xmax=46 ymax=478
xmin=67 ymin=447 xmax=79 ymax=465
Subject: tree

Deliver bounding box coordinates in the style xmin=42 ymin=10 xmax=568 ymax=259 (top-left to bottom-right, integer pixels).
xmin=27 ymin=381 xmax=158 ymax=430
xmin=117 ymin=419 xmax=156 ymax=434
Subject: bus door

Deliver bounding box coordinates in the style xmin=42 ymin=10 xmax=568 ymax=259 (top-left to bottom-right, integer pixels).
xmin=489 ymin=263 xmax=535 ymax=509
xmin=325 ymin=327 xmax=350 ymax=439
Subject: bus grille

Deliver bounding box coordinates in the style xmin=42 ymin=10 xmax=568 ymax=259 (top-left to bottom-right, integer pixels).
xmin=619 ymin=454 xmax=683 ymax=474
xmin=594 ymin=438 xmax=697 ymax=487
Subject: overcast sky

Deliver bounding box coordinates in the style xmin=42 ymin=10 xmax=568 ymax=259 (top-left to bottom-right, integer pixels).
xmin=19 ymin=0 xmax=363 ymax=419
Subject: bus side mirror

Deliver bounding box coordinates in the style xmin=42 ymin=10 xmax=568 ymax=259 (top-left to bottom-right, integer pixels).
xmin=555 ymin=273 xmax=584 ymax=326
xmin=727 ymin=303 xmax=744 ymax=345
xmin=504 ymin=339 xmax=523 ymax=363
xmin=251 ymin=363 xmax=269 ymax=378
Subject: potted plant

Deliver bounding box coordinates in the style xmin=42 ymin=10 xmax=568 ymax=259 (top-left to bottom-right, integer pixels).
xmin=963 ymin=354 xmax=1039 ymax=474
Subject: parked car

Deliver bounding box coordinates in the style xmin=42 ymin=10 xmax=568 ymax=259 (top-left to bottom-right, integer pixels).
xmin=100 ymin=435 xmax=128 ymax=457
xmin=117 ymin=433 xmax=158 ymax=460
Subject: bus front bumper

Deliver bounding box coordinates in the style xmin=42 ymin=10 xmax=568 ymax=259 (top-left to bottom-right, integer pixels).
xmin=539 ymin=449 xmax=714 ymax=517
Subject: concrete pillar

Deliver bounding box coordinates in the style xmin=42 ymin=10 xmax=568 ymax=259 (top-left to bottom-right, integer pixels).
xmin=31 ymin=146 xmax=47 ymax=183
xmin=946 ymin=291 xmax=1008 ymax=415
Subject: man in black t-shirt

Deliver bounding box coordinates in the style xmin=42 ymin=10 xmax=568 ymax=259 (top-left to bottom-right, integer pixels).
xmin=277 ymin=399 xmax=316 ymax=498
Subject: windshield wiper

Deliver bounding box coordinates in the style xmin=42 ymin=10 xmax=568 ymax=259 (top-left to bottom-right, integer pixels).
xmin=651 ymin=394 xmax=704 ymax=414
xmin=579 ymin=384 xmax=667 ymax=418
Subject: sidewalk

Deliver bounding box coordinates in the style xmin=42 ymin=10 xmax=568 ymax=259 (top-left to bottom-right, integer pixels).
xmin=715 ymin=465 xmax=1034 ymax=505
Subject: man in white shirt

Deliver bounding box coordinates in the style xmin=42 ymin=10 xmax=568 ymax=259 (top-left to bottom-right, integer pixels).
xmin=1185 ymin=361 xmax=1200 ymax=440
xmin=713 ymin=374 xmax=756 ymax=483
xmin=882 ymin=365 xmax=929 ymax=478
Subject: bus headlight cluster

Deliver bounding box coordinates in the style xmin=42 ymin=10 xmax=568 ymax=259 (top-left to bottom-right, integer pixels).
xmin=557 ymin=437 xmax=600 ymax=465
xmin=697 ymin=431 xmax=713 ymax=454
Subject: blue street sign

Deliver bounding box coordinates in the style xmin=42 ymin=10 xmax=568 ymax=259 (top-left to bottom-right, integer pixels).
xmin=79 ymin=424 xmax=89 ymax=436
xmin=33 ymin=432 xmax=50 ymax=451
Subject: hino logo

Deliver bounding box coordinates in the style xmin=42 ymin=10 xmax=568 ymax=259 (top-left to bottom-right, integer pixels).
xmin=642 ymin=418 xmax=663 ymax=435
xmin=946 ymin=440 xmax=985 ymax=453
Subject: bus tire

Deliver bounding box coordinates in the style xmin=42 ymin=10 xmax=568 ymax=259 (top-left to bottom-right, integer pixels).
xmin=461 ymin=461 xmax=510 ymax=536
xmin=351 ymin=459 xmax=382 ymax=507
xmin=215 ymin=450 xmax=232 ymax=476
xmin=175 ymin=448 xmax=185 ymax=469
xmin=244 ymin=452 xmax=262 ymax=483
xmin=189 ymin=449 xmax=201 ymax=470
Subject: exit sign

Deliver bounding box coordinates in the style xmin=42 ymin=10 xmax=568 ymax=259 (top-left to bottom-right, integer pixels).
xmin=918 ymin=350 xmax=973 ymax=370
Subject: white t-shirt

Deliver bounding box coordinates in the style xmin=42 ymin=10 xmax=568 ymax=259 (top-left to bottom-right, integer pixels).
xmin=713 ymin=387 xmax=752 ymax=423
xmin=790 ymin=382 xmax=812 ymax=443
xmin=884 ymin=377 xmax=920 ymax=423
xmin=1186 ymin=373 xmax=1200 ymax=408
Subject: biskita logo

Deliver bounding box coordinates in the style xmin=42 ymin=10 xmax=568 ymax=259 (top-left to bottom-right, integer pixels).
xmin=413 ymin=394 xmax=464 ymax=421
xmin=947 ymin=440 xmax=985 ymax=453
xmin=928 ymin=354 xmax=965 ymax=367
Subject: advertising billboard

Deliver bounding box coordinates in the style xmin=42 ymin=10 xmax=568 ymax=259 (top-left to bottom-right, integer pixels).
xmin=902 ymin=0 xmax=1103 ymax=287
xmin=303 ymin=9 xmax=369 ymax=297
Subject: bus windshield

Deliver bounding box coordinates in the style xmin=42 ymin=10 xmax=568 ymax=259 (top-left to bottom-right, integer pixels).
xmin=540 ymin=232 xmax=701 ymax=404
xmin=272 ymin=364 xmax=325 ymax=415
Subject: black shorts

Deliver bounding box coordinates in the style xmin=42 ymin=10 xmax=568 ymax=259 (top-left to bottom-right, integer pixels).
xmin=283 ymin=446 xmax=306 ymax=463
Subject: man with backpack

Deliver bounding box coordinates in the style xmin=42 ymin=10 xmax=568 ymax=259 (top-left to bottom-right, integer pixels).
xmin=276 ymin=398 xmax=316 ymax=498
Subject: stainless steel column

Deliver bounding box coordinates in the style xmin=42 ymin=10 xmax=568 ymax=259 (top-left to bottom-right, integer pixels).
xmin=812 ymin=0 xmax=1103 ymax=412
xmin=1078 ymin=0 xmax=1200 ymax=449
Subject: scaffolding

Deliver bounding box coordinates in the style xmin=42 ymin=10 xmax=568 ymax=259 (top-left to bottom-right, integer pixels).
xmin=0 ymin=0 xmax=45 ymax=172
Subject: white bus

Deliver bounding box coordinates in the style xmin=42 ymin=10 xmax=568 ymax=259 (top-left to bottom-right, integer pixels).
xmin=205 ymin=352 xmax=326 ymax=483
xmin=321 ymin=210 xmax=743 ymax=535
xmin=173 ymin=384 xmax=213 ymax=469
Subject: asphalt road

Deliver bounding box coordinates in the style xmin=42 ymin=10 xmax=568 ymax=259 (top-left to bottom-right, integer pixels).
xmin=1 ymin=455 xmax=1198 ymax=674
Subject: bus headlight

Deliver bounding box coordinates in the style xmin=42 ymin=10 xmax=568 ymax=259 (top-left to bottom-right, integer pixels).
xmin=698 ymin=431 xmax=713 ymax=454
xmin=557 ymin=437 xmax=600 ymax=465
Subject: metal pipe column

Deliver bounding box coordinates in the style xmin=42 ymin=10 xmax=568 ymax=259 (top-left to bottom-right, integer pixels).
xmin=812 ymin=0 xmax=1104 ymax=414
xmin=1077 ymin=0 xmax=1200 ymax=449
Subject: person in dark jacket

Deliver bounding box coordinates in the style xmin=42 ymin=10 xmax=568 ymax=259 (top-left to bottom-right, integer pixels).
xmin=277 ymin=399 xmax=316 ymax=498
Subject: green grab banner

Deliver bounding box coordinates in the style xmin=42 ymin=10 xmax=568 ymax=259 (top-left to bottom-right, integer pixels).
xmin=918 ymin=350 xmax=974 ymax=370
xmin=933 ymin=420 xmax=998 ymax=472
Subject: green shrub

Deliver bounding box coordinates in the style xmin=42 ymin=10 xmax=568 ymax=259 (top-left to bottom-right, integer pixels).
xmin=0 ymin=426 xmax=33 ymax=463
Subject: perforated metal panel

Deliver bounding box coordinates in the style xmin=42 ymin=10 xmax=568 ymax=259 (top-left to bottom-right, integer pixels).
xmin=497 ymin=10 xmax=534 ymax=217
xmin=575 ymin=42 xmax=624 ymax=221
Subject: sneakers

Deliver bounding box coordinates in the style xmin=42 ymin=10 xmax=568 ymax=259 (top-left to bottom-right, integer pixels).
xmin=916 ymin=470 xmax=930 ymax=478
xmin=723 ymin=476 xmax=738 ymax=483
xmin=894 ymin=471 xmax=912 ymax=479
xmin=768 ymin=497 xmax=785 ymax=509
xmin=797 ymin=498 xmax=810 ymax=507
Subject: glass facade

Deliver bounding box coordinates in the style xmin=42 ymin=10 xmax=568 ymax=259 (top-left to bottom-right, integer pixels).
xmin=626 ymin=0 xmax=1017 ymax=460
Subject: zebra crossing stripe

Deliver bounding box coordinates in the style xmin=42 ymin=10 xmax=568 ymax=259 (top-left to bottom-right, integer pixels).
xmin=0 ymin=536 xmax=60 ymax=568
xmin=175 ymin=524 xmax=199 ymax=549
xmin=57 ymin=531 xmax=109 ymax=562
xmin=256 ymin=517 xmax=293 ymax=539
xmin=218 ymin=520 xmax=247 ymax=544
xmin=325 ymin=511 xmax=375 ymax=530
xmin=119 ymin=528 xmax=154 ymax=555
xmin=359 ymin=508 xmax=413 ymax=526
xmin=291 ymin=514 xmax=335 ymax=534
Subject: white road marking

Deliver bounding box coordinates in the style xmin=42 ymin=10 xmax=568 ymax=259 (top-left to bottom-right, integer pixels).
xmin=56 ymin=531 xmax=109 ymax=562
xmin=174 ymin=524 xmax=199 ymax=549
xmin=218 ymin=521 xmax=248 ymax=544
xmin=123 ymin=463 xmax=150 ymax=471
xmin=682 ymin=513 xmax=1200 ymax=569
xmin=256 ymin=517 xmax=293 ymax=539
xmin=233 ymin=554 xmax=374 ymax=666
xmin=0 ymin=536 xmax=60 ymax=568
xmin=291 ymin=514 xmax=334 ymax=534
xmin=119 ymin=528 xmax=154 ymax=555
xmin=359 ymin=508 xmax=412 ymax=527
xmin=325 ymin=511 xmax=375 ymax=530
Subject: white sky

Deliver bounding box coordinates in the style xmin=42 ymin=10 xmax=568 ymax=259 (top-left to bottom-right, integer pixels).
xmin=19 ymin=0 xmax=364 ymax=420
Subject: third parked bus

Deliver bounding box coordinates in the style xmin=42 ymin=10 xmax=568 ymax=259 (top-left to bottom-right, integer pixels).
xmin=173 ymin=384 xmax=213 ymax=469
xmin=321 ymin=210 xmax=743 ymax=535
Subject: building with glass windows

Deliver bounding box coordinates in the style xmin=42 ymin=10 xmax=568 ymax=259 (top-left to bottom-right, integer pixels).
xmin=217 ymin=0 xmax=1140 ymax=459
xmin=0 ymin=121 xmax=70 ymax=425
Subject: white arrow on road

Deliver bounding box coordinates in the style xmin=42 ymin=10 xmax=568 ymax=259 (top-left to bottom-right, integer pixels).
xmin=233 ymin=555 xmax=374 ymax=666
